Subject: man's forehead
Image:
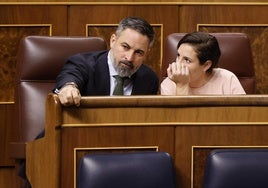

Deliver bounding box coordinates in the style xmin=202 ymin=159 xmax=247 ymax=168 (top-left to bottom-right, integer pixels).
xmin=117 ymin=30 xmax=149 ymax=49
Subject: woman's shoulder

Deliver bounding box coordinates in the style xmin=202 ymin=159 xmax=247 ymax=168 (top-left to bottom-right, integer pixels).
xmin=213 ymin=68 xmax=236 ymax=77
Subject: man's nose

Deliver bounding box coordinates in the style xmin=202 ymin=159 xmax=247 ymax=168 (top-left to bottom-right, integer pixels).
xmin=125 ymin=51 xmax=135 ymax=61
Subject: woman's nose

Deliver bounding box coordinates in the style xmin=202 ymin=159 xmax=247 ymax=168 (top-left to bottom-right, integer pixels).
xmin=176 ymin=56 xmax=182 ymax=63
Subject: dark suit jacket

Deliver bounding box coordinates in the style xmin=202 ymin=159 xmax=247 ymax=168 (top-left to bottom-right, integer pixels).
xmin=55 ymin=50 xmax=159 ymax=95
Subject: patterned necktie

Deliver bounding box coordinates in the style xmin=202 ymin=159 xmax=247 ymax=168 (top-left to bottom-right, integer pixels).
xmin=113 ymin=75 xmax=125 ymax=95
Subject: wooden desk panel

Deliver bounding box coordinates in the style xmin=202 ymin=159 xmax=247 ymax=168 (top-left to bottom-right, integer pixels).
xmin=176 ymin=125 xmax=268 ymax=188
xmin=26 ymin=94 xmax=268 ymax=188
xmin=61 ymin=126 xmax=174 ymax=187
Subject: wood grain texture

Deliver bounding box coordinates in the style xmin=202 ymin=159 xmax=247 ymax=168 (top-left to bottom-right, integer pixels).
xmin=198 ymin=25 xmax=268 ymax=94
xmin=0 ymin=103 xmax=15 ymax=166
xmin=0 ymin=0 xmax=268 ymax=2
xmin=26 ymin=94 xmax=268 ymax=188
xmin=0 ymin=26 xmax=51 ymax=102
xmin=0 ymin=3 xmax=267 ymax=187
xmin=68 ymin=5 xmax=179 ymax=80
xmin=0 ymin=167 xmax=20 ymax=188
xmin=0 ymin=5 xmax=67 ymax=102
xmin=176 ymin=126 xmax=268 ymax=188
xmin=86 ymin=25 xmax=163 ymax=80
xmin=1 ymin=4 xmax=267 ymax=103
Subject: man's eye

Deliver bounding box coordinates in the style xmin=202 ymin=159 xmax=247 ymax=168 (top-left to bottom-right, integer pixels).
xmin=122 ymin=44 xmax=129 ymax=50
xmin=135 ymin=50 xmax=144 ymax=56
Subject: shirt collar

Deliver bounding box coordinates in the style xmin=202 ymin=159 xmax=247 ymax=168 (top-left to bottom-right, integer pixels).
xmin=108 ymin=51 xmax=117 ymax=76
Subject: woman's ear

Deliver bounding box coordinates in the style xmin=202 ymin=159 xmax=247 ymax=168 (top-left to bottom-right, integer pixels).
xmin=203 ymin=60 xmax=212 ymax=72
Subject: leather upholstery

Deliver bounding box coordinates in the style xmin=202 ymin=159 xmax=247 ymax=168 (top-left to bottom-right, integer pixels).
xmin=162 ymin=33 xmax=256 ymax=94
xmin=78 ymin=151 xmax=176 ymax=188
xmin=203 ymin=149 xmax=268 ymax=188
xmin=15 ymin=36 xmax=107 ymax=144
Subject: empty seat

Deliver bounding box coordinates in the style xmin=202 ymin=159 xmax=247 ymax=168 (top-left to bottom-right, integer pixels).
xmin=78 ymin=151 xmax=176 ymax=188
xmin=203 ymin=149 xmax=268 ymax=188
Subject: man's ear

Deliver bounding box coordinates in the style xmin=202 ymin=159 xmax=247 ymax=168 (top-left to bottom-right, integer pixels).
xmin=109 ymin=34 xmax=116 ymax=48
xmin=203 ymin=60 xmax=212 ymax=72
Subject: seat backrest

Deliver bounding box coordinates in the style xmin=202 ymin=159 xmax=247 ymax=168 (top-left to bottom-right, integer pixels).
xmin=78 ymin=151 xmax=176 ymax=188
xmin=162 ymin=33 xmax=256 ymax=94
xmin=203 ymin=149 xmax=268 ymax=188
xmin=15 ymin=36 xmax=107 ymax=142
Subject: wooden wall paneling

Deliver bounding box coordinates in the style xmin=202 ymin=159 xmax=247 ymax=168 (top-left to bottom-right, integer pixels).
xmin=0 ymin=6 xmax=68 ymax=188
xmin=0 ymin=5 xmax=68 ymax=102
xmin=62 ymin=126 xmax=174 ymax=188
xmin=68 ymin=5 xmax=179 ymax=37
xmin=1 ymin=0 xmax=268 ymax=2
xmin=179 ymin=5 xmax=268 ymax=94
xmin=26 ymin=94 xmax=268 ymax=188
xmin=0 ymin=103 xmax=15 ymax=166
xmin=0 ymin=24 xmax=51 ymax=188
xmin=68 ymin=5 xmax=179 ymax=80
xmin=0 ymin=3 xmax=267 ymax=188
xmin=192 ymin=146 xmax=268 ymax=188
xmin=197 ymin=24 xmax=268 ymax=94
xmin=175 ymin=106 xmax=268 ymax=188
xmin=0 ymin=167 xmax=20 ymax=188
xmin=0 ymin=103 xmax=18 ymax=188
xmin=0 ymin=5 xmax=68 ymax=35
xmin=86 ymin=24 xmax=163 ymax=80
xmin=176 ymin=124 xmax=268 ymax=188
xmin=0 ymin=24 xmax=51 ymax=102
xmin=179 ymin=5 xmax=268 ymax=33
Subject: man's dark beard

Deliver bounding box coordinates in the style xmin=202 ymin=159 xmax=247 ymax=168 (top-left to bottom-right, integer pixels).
xmin=117 ymin=60 xmax=135 ymax=77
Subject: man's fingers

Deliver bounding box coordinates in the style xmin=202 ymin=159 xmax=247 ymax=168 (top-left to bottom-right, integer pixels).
xmin=72 ymin=89 xmax=81 ymax=107
xmin=58 ymin=85 xmax=81 ymax=106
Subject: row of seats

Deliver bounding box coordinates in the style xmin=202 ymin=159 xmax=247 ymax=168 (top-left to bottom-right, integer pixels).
xmin=78 ymin=149 xmax=268 ymax=188
xmin=10 ymin=33 xmax=257 ymax=187
xmin=13 ymin=33 xmax=256 ymax=149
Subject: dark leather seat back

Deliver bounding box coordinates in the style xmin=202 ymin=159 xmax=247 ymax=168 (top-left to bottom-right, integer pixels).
xmin=203 ymin=149 xmax=268 ymax=188
xmin=162 ymin=33 xmax=256 ymax=94
xmin=15 ymin=36 xmax=107 ymax=143
xmin=78 ymin=151 xmax=176 ymax=188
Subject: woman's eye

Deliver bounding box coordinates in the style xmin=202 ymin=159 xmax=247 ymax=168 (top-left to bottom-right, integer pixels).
xmin=184 ymin=58 xmax=191 ymax=63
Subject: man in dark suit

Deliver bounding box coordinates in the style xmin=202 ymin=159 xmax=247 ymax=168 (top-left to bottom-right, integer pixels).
xmin=54 ymin=16 xmax=159 ymax=106
xmin=21 ymin=17 xmax=159 ymax=188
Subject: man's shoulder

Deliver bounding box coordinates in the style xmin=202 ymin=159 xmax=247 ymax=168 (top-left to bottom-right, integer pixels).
xmin=139 ymin=64 xmax=157 ymax=75
xmin=70 ymin=50 xmax=108 ymax=59
xmin=135 ymin=64 xmax=159 ymax=81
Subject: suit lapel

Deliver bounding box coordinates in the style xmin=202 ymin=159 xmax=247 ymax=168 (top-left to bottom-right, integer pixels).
xmin=94 ymin=52 xmax=111 ymax=95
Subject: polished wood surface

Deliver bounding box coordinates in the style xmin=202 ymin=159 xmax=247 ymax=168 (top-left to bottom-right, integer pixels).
xmin=0 ymin=168 xmax=20 ymax=188
xmin=0 ymin=1 xmax=268 ymax=3
xmin=0 ymin=2 xmax=267 ymax=187
xmin=0 ymin=3 xmax=267 ymax=103
xmin=0 ymin=5 xmax=67 ymax=102
xmin=26 ymin=94 xmax=268 ymax=188
xmin=0 ymin=103 xmax=15 ymax=166
xmin=0 ymin=104 xmax=17 ymax=188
